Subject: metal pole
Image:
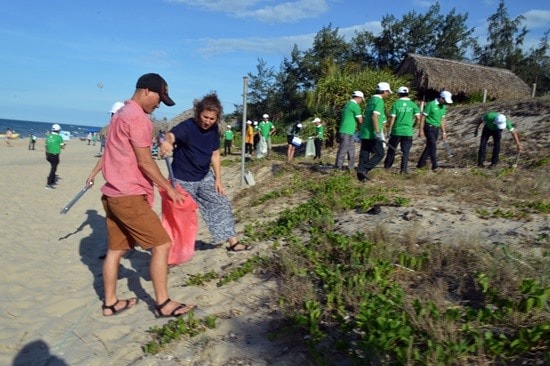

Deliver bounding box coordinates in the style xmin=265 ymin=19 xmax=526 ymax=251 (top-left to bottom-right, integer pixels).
xmin=241 ymin=76 xmax=249 ymax=186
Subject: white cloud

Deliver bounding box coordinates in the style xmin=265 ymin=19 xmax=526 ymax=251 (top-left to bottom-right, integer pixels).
xmin=169 ymin=0 xmax=330 ymax=23
xmin=196 ymin=21 xmax=381 ymax=58
xmin=522 ymin=10 xmax=550 ymax=30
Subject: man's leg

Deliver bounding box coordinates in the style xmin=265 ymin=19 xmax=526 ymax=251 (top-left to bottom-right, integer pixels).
xmin=478 ymin=127 xmax=491 ymax=166
xmin=384 ymin=135 xmax=399 ymax=168
xmin=102 ymin=249 xmax=132 ymax=315
xmin=400 ymin=137 xmax=413 ymax=173
xmin=490 ymin=130 xmax=502 ymax=166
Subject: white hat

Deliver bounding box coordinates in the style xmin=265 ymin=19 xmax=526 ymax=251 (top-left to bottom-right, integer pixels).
xmin=262 ymin=114 xmax=269 ymax=118
xmin=51 ymin=123 xmax=61 ymax=131
xmin=376 ymin=82 xmax=393 ymax=93
xmin=495 ymin=114 xmax=506 ymax=129
xmin=440 ymin=91 xmax=453 ymax=104
xmin=253 ymin=121 xmax=258 ymax=126
xmin=397 ymin=86 xmax=409 ymax=94
xmin=110 ymin=101 xmax=124 ymax=114
xmin=297 ymin=123 xmax=302 ymax=128
xmin=351 ymin=90 xmax=364 ymax=98
xmin=227 ymin=125 xmax=232 ymax=129
xmin=246 ymin=120 xmax=252 ymax=124
xmin=312 ymin=117 xmax=321 ymax=123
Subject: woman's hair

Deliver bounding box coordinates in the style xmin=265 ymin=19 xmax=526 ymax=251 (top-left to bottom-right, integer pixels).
xmin=194 ymin=92 xmax=223 ymax=122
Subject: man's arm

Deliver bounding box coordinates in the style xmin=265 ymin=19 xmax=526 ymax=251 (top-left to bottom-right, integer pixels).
xmin=86 ymin=155 xmax=103 ymax=187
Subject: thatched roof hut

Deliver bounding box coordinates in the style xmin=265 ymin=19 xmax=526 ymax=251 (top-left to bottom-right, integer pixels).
xmin=396 ymin=53 xmax=531 ymax=100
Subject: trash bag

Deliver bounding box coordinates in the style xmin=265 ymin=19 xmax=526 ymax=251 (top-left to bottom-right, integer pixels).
xmin=305 ymin=137 xmax=315 ymax=157
xmin=257 ymin=136 xmax=267 ymax=158
xmin=158 ymin=184 xmax=199 ymax=265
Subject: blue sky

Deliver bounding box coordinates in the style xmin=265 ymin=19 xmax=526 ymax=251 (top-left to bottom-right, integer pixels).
xmin=1 ymin=0 xmax=549 ymax=127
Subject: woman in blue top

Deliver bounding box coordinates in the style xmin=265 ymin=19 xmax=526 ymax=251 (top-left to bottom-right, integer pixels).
xmin=159 ymin=93 xmax=249 ymax=252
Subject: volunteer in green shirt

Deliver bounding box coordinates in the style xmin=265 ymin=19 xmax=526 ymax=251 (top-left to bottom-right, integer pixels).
xmin=335 ymin=91 xmax=364 ymax=170
xmin=474 ymin=112 xmax=522 ymax=168
xmin=313 ymin=117 xmax=324 ymax=159
xmin=223 ymin=125 xmax=234 ymax=156
xmin=258 ymin=114 xmax=276 ymax=156
xmin=383 ymin=86 xmax=421 ymax=174
xmin=45 ymin=123 xmax=65 ymax=189
xmin=417 ymin=90 xmax=452 ymax=171
xmin=357 ymin=82 xmax=392 ymax=182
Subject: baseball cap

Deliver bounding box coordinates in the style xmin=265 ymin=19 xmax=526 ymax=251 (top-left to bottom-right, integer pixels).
xmin=246 ymin=120 xmax=252 ymax=125
xmin=351 ymin=90 xmax=364 ymax=98
xmin=110 ymin=101 xmax=124 ymax=114
xmin=312 ymin=117 xmax=321 ymax=123
xmin=297 ymin=123 xmax=303 ymax=128
xmin=262 ymin=114 xmax=269 ymax=118
xmin=495 ymin=114 xmax=506 ymax=129
xmin=397 ymin=86 xmax=409 ymax=94
xmin=52 ymin=123 xmax=61 ymax=131
xmin=440 ymin=90 xmax=453 ymax=104
xmin=376 ymin=82 xmax=393 ymax=93
xmin=136 ymin=73 xmax=175 ymax=106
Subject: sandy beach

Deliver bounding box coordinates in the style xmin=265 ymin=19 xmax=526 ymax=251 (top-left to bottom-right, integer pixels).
xmin=1 ymin=98 xmax=548 ymax=365
xmin=0 ymin=138 xmax=288 ymax=366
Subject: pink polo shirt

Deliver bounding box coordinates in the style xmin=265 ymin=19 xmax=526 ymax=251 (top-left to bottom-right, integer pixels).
xmin=101 ymin=100 xmax=154 ymax=202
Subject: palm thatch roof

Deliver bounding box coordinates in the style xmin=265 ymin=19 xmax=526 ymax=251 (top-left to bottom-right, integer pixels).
xmin=396 ymin=53 xmax=531 ymax=100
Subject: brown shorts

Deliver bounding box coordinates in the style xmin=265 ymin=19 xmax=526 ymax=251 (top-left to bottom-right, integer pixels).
xmin=101 ymin=195 xmax=171 ymax=251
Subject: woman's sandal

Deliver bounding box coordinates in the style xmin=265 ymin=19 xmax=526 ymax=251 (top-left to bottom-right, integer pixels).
xmin=102 ymin=298 xmax=138 ymax=316
xmin=155 ymin=298 xmax=195 ymax=318
xmin=226 ymin=242 xmax=252 ymax=252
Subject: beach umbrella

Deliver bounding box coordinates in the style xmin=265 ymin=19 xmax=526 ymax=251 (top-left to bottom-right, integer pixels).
xmin=158 ymin=157 xmax=198 ymax=265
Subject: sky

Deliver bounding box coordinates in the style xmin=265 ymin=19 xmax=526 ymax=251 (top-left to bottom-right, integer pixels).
xmin=1 ymin=0 xmax=549 ymax=127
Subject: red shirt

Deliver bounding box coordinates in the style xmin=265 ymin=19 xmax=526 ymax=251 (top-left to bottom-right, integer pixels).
xmin=101 ymin=100 xmax=154 ymax=203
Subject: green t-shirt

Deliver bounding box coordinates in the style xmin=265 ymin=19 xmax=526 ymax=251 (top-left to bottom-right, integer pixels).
xmin=339 ymin=100 xmax=362 ymax=134
xmin=258 ymin=121 xmax=274 ymax=138
xmin=224 ymin=130 xmax=234 ymax=141
xmin=360 ymin=95 xmax=386 ymax=139
xmin=315 ymin=124 xmax=325 ymax=139
xmin=423 ymin=100 xmax=447 ymax=127
xmin=45 ymin=133 xmax=64 ymax=154
xmin=390 ymin=98 xmax=420 ymax=137
xmin=482 ymin=111 xmax=514 ymax=131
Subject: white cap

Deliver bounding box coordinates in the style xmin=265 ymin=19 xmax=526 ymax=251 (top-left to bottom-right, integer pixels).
xmin=51 ymin=123 xmax=61 ymax=131
xmin=246 ymin=120 xmax=252 ymax=124
xmin=297 ymin=123 xmax=302 ymax=128
xmin=312 ymin=117 xmax=321 ymax=123
xmin=351 ymin=90 xmax=364 ymax=98
xmin=262 ymin=114 xmax=269 ymax=118
xmin=397 ymin=86 xmax=409 ymax=94
xmin=440 ymin=90 xmax=453 ymax=104
xmin=227 ymin=125 xmax=232 ymax=129
xmin=110 ymin=101 xmax=124 ymax=114
xmin=253 ymin=121 xmax=258 ymax=126
xmin=376 ymin=82 xmax=392 ymax=93
xmin=495 ymin=114 xmax=506 ymax=129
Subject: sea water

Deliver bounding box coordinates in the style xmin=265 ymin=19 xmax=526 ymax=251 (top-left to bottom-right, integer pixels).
xmin=0 ymin=118 xmax=102 ymax=139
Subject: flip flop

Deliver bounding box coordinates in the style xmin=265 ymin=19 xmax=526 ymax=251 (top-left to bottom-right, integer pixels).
xmin=226 ymin=243 xmax=252 ymax=252
xmin=155 ymin=298 xmax=196 ymax=318
xmin=102 ymin=298 xmax=138 ymax=316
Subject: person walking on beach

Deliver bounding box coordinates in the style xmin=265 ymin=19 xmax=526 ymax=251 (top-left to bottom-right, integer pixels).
xmin=85 ymin=73 xmax=194 ymax=318
xmin=383 ymin=86 xmax=421 ymax=174
xmin=417 ymin=90 xmax=453 ymax=171
xmin=28 ymin=132 xmax=37 ymax=150
xmin=357 ymin=82 xmax=392 ymax=181
xmin=313 ymin=117 xmax=324 ymax=159
xmin=45 ymin=124 xmax=65 ymax=189
xmin=335 ymin=91 xmax=364 ymax=170
xmin=159 ymin=92 xmax=249 ymax=252
xmin=475 ymin=112 xmax=522 ymax=168
xmin=5 ymin=128 xmax=13 ymax=147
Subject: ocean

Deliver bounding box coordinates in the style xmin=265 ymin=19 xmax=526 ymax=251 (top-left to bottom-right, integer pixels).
xmin=0 ymin=118 xmax=102 ymax=139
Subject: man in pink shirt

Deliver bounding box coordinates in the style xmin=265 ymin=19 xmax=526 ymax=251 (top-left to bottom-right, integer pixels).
xmin=87 ymin=73 xmax=194 ymax=318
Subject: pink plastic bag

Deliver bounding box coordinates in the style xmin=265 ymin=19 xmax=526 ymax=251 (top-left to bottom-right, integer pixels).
xmin=159 ymin=185 xmax=198 ymax=265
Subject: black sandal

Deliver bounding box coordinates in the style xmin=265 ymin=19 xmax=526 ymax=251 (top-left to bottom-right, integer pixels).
xmin=102 ymin=298 xmax=138 ymax=316
xmin=155 ymin=298 xmax=195 ymax=318
xmin=226 ymin=242 xmax=252 ymax=252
